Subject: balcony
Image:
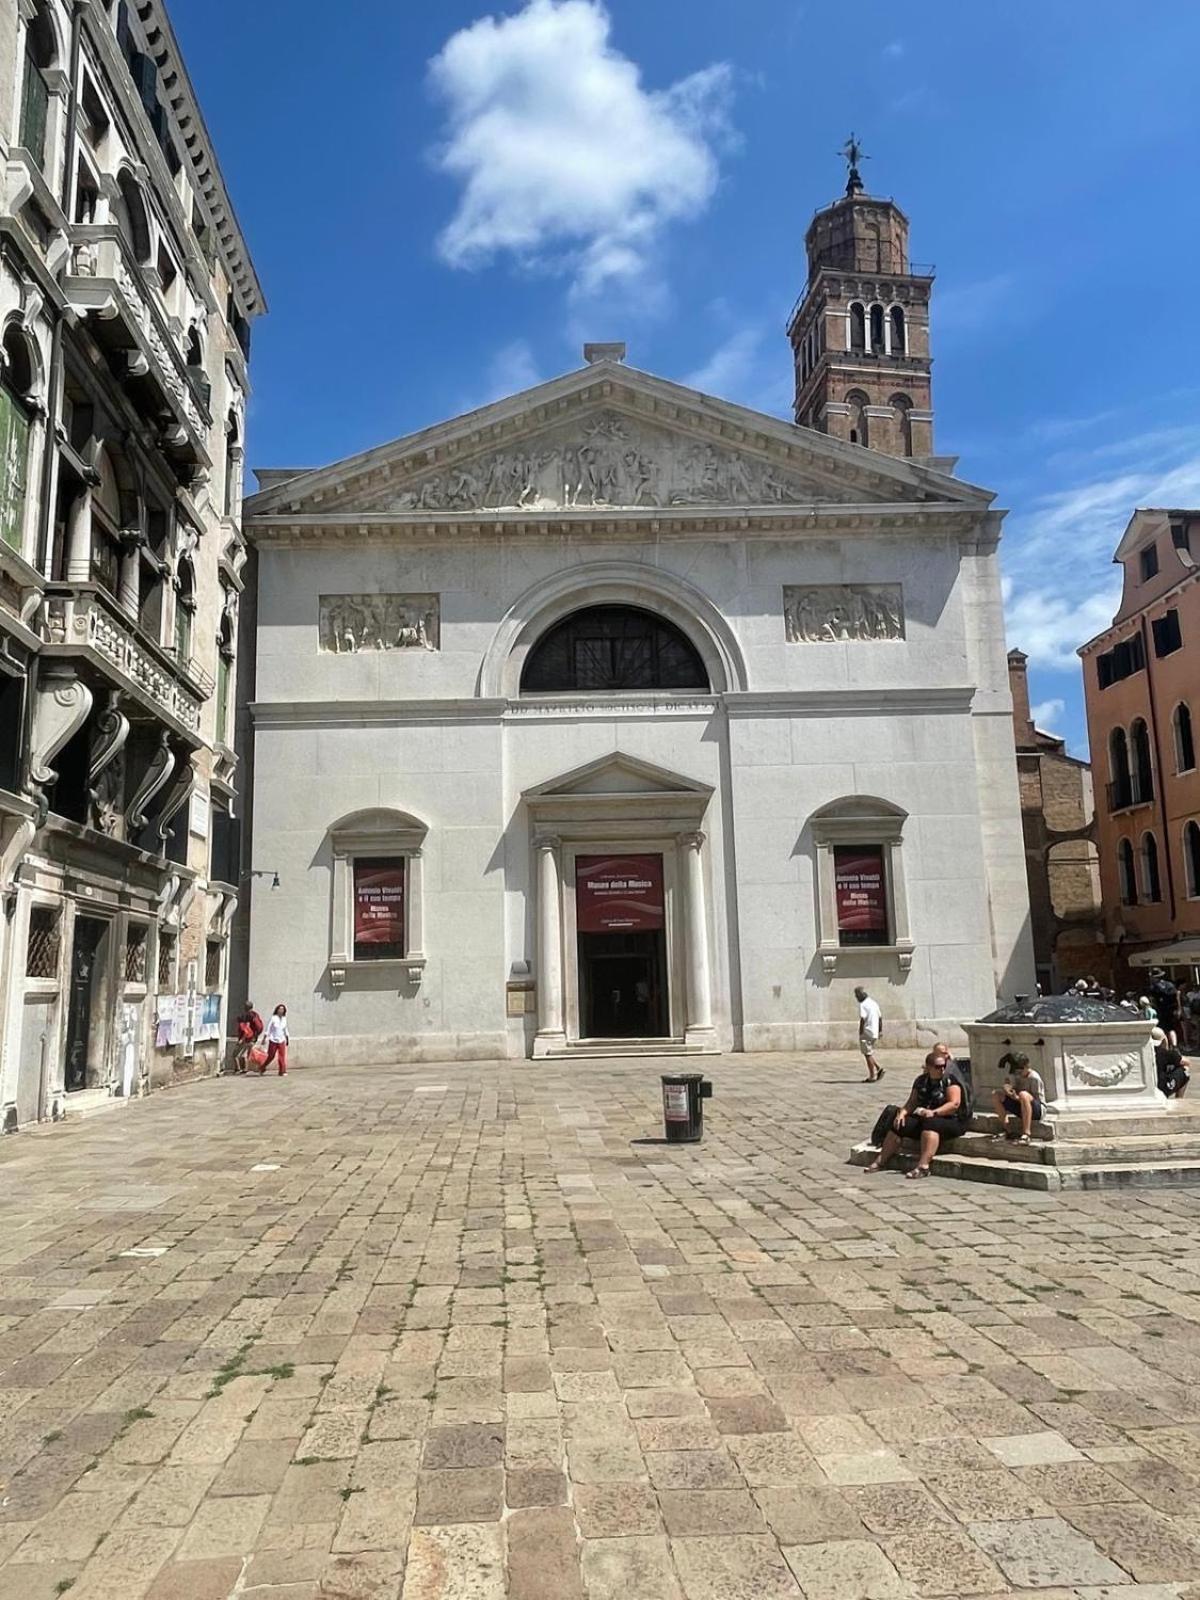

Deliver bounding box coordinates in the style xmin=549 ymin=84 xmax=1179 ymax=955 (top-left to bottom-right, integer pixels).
xmin=63 ymin=227 xmax=212 ymax=465
xmin=41 ymin=583 xmax=209 ymax=739
xmin=1106 ymin=774 xmax=1154 ymax=814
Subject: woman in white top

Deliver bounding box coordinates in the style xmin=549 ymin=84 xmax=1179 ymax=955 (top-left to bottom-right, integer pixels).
xmin=263 ymin=1004 xmax=289 ymax=1075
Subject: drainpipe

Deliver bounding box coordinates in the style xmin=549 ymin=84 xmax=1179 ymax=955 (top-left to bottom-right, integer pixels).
xmin=1140 ymin=614 xmax=1177 ymax=921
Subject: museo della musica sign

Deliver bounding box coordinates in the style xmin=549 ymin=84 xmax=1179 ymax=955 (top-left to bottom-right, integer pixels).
xmin=576 ymin=854 xmax=665 ymax=934
xmin=834 ymin=846 xmax=888 ymax=945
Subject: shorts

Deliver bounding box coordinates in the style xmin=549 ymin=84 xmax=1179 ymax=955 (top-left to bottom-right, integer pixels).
xmin=859 ymin=1036 xmax=880 ymax=1057
xmin=898 ymin=1114 xmax=968 ymax=1142
xmin=1160 ymin=1065 xmax=1189 ymax=1097
xmin=1002 ymin=1093 xmax=1043 ymax=1121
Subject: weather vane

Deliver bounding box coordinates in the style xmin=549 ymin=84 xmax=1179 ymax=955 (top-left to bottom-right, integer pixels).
xmin=840 ymin=133 xmax=868 ymax=196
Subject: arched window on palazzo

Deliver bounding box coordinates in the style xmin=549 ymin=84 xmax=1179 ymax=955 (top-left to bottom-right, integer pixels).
xmin=1117 ymin=837 xmax=1137 ymax=906
xmin=1185 ymin=820 xmax=1200 ymax=899
xmin=520 ymin=606 xmax=710 ymax=694
xmin=1139 ymin=831 xmax=1162 ymax=903
xmin=0 ymin=323 xmax=38 ymax=555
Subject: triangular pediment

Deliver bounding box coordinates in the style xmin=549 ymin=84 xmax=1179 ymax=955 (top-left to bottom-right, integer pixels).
xmin=525 ymin=752 xmax=713 ymax=800
xmin=246 ymin=363 xmax=991 ymax=523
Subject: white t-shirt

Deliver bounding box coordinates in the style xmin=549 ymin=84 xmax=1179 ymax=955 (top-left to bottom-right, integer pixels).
xmin=266 ymin=1014 xmax=289 ymax=1044
xmin=859 ymin=996 xmax=882 ymax=1039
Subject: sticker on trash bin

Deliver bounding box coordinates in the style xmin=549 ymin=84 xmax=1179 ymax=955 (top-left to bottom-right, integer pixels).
xmin=663 ymin=1083 xmax=690 ymax=1121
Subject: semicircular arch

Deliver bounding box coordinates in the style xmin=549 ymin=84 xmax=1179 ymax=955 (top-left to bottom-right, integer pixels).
xmin=479 ymin=562 xmax=749 ymax=699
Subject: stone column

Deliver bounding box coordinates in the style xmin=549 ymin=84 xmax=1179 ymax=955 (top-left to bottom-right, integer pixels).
xmin=65 ymin=487 xmax=92 ymax=583
xmin=679 ymin=831 xmax=716 ymax=1046
xmin=533 ymin=834 xmax=565 ymax=1054
xmin=117 ymin=532 xmax=142 ymax=621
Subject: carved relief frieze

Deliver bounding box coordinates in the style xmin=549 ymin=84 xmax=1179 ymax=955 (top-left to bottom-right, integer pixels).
xmin=319 ymin=595 xmax=439 ymax=654
xmin=362 ymin=411 xmax=827 ymax=514
xmin=783 ymin=583 xmax=904 ymax=643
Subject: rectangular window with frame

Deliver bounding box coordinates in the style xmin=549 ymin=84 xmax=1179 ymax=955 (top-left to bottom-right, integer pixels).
xmin=1140 ymin=544 xmax=1159 ymax=581
xmin=0 ymin=384 xmax=31 ymax=553
xmin=124 ymin=924 xmax=148 ymax=985
xmin=352 ymin=857 xmax=407 ymax=961
xmin=205 ymin=939 xmax=222 ymax=989
xmin=1152 ymin=610 xmax=1182 ymax=658
xmin=833 ymin=846 xmax=890 ymax=947
xmin=19 ymin=56 xmax=50 ymax=169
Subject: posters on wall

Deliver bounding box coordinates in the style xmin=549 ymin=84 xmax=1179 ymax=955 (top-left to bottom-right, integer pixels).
xmin=353 ymin=858 xmax=406 ymax=956
xmin=576 ymin=855 xmax=665 ymax=934
xmin=154 ymin=993 xmax=223 ymax=1047
xmin=834 ymin=847 xmax=888 ymax=945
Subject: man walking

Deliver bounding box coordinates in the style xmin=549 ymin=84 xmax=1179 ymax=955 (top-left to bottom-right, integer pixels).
xmin=855 ymin=985 xmax=884 ymax=1083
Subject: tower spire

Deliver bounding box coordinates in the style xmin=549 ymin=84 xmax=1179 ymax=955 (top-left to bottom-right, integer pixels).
xmin=840 ymin=133 xmax=868 ymax=197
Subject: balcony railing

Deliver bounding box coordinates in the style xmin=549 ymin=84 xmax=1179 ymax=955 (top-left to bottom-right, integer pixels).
xmin=42 ymin=583 xmax=207 ymax=735
xmin=63 ymin=227 xmax=211 ymax=451
xmin=1106 ymin=774 xmax=1154 ymax=813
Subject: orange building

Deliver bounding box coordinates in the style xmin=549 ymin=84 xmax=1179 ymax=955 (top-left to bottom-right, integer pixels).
xmin=1080 ymin=510 xmax=1200 ymax=987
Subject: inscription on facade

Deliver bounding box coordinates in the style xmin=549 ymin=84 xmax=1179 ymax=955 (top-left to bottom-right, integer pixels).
xmin=319 ymin=595 xmax=440 ymax=653
xmin=364 ymin=412 xmax=831 ymax=513
xmin=783 ymin=584 xmax=904 ymax=643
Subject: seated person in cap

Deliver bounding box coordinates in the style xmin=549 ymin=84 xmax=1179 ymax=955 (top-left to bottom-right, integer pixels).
xmin=990 ymin=1051 xmax=1046 ymax=1144
xmin=865 ymin=1049 xmax=972 ymax=1180
xmin=1155 ymin=1043 xmax=1191 ymax=1099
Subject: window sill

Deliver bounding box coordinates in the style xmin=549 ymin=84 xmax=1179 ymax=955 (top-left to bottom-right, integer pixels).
xmin=818 ymin=940 xmax=914 ymax=975
xmin=330 ymin=956 xmax=426 ymax=990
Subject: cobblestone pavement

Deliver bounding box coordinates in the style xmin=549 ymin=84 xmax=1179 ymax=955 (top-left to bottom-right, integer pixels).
xmin=3 ymin=1052 xmax=1200 ymax=1599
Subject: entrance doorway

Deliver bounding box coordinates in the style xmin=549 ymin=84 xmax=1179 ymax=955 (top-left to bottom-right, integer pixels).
xmin=64 ymin=916 xmax=107 ymax=1092
xmin=574 ymin=851 xmax=669 ymax=1039
xmin=579 ymin=929 xmax=668 ymax=1037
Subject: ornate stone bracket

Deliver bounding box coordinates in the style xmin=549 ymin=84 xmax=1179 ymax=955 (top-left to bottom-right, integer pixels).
xmin=155 ymin=762 xmax=195 ymax=845
xmin=88 ymin=690 xmax=130 ymax=835
xmin=0 ymin=816 xmax=37 ymax=898
xmin=126 ymin=732 xmax=175 ymax=834
xmin=28 ymin=666 xmax=93 ymax=802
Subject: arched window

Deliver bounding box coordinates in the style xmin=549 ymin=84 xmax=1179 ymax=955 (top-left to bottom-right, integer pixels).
xmin=520 ymin=606 xmax=709 ymax=694
xmin=1117 ymin=837 xmax=1137 ymax=906
xmin=846 ymin=390 xmax=869 ymax=448
xmin=1174 ymin=702 xmax=1195 ymax=773
xmin=0 ymin=323 xmax=38 ymax=555
xmin=186 ymin=327 xmax=203 ymax=369
xmin=215 ymin=592 xmax=235 ymax=747
xmin=114 ymin=170 xmax=152 ymax=264
xmin=869 ymin=304 xmax=885 ymax=354
xmin=223 ymin=410 xmax=241 ymax=518
xmin=1140 ymin=832 xmax=1162 ymax=902
xmin=1185 ymin=820 xmax=1200 ymax=899
xmin=90 ymin=443 xmax=125 ymax=597
xmin=174 ymin=552 xmax=195 ymax=662
xmin=890 ymin=393 xmax=913 ymax=458
xmin=1130 ymin=718 xmax=1154 ymax=804
xmin=848 ymin=303 xmax=866 ymax=352
xmin=889 ymin=305 xmax=906 ymax=354
xmin=20 ymin=4 xmax=57 ymax=173
xmin=1109 ymin=726 xmax=1130 ymax=789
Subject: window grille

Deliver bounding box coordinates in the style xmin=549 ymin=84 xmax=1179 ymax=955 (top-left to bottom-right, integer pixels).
xmin=157 ymin=930 xmax=176 ymax=990
xmin=25 ymin=906 xmax=61 ymax=979
xmin=124 ymin=924 xmax=148 ymax=985
xmin=205 ymin=939 xmax=222 ymax=989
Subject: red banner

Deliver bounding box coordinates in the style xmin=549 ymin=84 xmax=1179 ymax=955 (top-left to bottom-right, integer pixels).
xmin=834 ymin=847 xmax=887 ymax=943
xmin=576 ymin=854 xmax=664 ymax=933
xmin=353 ymin=858 xmax=406 ymax=951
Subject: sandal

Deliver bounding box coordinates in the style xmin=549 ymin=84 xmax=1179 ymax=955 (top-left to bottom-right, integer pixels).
xmin=905 ymin=1166 xmax=931 ymax=1179
xmin=863 ymin=1160 xmax=885 ymax=1173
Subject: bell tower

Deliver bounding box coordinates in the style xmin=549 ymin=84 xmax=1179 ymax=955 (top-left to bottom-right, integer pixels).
xmin=788 ymin=138 xmax=934 ymax=460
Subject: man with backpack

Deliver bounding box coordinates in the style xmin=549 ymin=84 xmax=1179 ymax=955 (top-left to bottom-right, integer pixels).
xmin=231 ymin=1001 xmax=264 ymax=1074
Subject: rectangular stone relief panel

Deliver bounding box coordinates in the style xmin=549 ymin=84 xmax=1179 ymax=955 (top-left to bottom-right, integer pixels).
xmin=319 ymin=594 xmax=439 ymax=653
xmin=783 ymin=584 xmax=904 ymax=643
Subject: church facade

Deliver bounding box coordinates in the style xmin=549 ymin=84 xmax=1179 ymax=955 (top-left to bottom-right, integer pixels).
xmin=240 ymin=179 xmax=1034 ymax=1064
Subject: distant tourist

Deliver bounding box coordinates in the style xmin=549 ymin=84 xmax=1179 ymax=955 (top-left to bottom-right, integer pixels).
xmin=864 ymin=1049 xmax=971 ymax=1179
xmin=990 ymin=1051 xmax=1046 ymax=1144
xmin=263 ymin=1004 xmax=289 ymax=1076
xmin=1139 ymin=996 xmax=1158 ymax=1025
xmin=232 ymin=1001 xmax=264 ymax=1074
xmin=855 ymin=985 xmax=884 ymax=1083
xmin=1148 ymin=970 xmax=1180 ymax=1046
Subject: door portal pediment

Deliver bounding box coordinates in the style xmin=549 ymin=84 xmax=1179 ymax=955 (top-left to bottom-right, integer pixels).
xmin=525 ymin=752 xmax=713 ymax=802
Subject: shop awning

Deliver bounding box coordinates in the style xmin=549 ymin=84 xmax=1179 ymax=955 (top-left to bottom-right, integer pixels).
xmin=1129 ymin=940 xmax=1200 ymax=968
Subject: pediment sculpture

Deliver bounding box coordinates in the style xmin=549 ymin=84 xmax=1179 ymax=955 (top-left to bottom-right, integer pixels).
xmin=374 ymin=412 xmax=829 ymax=513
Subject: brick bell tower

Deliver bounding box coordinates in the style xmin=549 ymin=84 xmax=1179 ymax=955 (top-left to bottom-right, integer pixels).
xmin=788 ymin=137 xmax=934 ymax=460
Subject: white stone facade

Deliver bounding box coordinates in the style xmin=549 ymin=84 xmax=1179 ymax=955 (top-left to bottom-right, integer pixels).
xmin=243 ymin=363 xmax=1035 ymax=1063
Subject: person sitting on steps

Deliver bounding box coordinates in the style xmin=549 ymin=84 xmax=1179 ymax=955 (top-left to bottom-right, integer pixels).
xmin=989 ymin=1051 xmax=1046 ymax=1145
xmin=865 ymin=1049 xmax=972 ymax=1180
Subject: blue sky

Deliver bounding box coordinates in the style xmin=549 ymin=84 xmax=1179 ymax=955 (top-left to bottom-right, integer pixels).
xmin=174 ymin=0 xmax=1200 ymax=755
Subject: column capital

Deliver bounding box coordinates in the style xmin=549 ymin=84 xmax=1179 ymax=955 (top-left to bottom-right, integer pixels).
xmin=532 ymin=833 xmax=561 ymax=853
xmin=678 ymin=830 xmax=706 ymax=852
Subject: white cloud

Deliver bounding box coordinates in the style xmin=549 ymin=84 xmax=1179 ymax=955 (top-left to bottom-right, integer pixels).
xmin=458 ymin=339 xmax=547 ymax=412
xmin=1030 ymin=698 xmax=1065 ymax=732
xmin=429 ymin=0 xmax=734 ymax=298
xmin=935 ymin=273 xmax=1017 ymax=335
xmin=1003 ymin=583 xmax=1120 ymax=673
xmin=683 ymin=327 xmax=762 ymax=398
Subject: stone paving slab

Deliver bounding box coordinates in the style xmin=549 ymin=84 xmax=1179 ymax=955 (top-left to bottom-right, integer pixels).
xmin=1 ymin=1049 xmax=1200 ymax=1596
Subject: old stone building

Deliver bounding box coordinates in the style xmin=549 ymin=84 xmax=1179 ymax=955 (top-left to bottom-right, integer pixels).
xmin=1081 ymin=508 xmax=1200 ymax=986
xmin=0 ymin=0 xmax=263 ymax=1128
xmin=240 ymin=166 xmax=1034 ymax=1066
xmin=1007 ymin=650 xmax=1105 ymax=992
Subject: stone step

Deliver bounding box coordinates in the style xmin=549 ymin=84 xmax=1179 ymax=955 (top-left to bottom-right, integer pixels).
xmin=850 ymin=1141 xmax=1200 ymax=1191
xmin=953 ymin=1130 xmax=1200 ymax=1167
xmin=967 ymin=1108 xmax=1200 ymax=1143
xmin=549 ymin=1039 xmax=711 ymax=1059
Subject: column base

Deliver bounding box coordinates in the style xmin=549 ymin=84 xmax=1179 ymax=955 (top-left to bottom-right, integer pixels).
xmin=532 ymin=1030 xmax=567 ymax=1059
xmin=683 ymin=1025 xmax=720 ymax=1053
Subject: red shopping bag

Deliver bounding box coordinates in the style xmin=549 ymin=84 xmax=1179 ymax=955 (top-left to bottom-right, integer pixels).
xmin=249 ymin=1044 xmax=268 ymax=1067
